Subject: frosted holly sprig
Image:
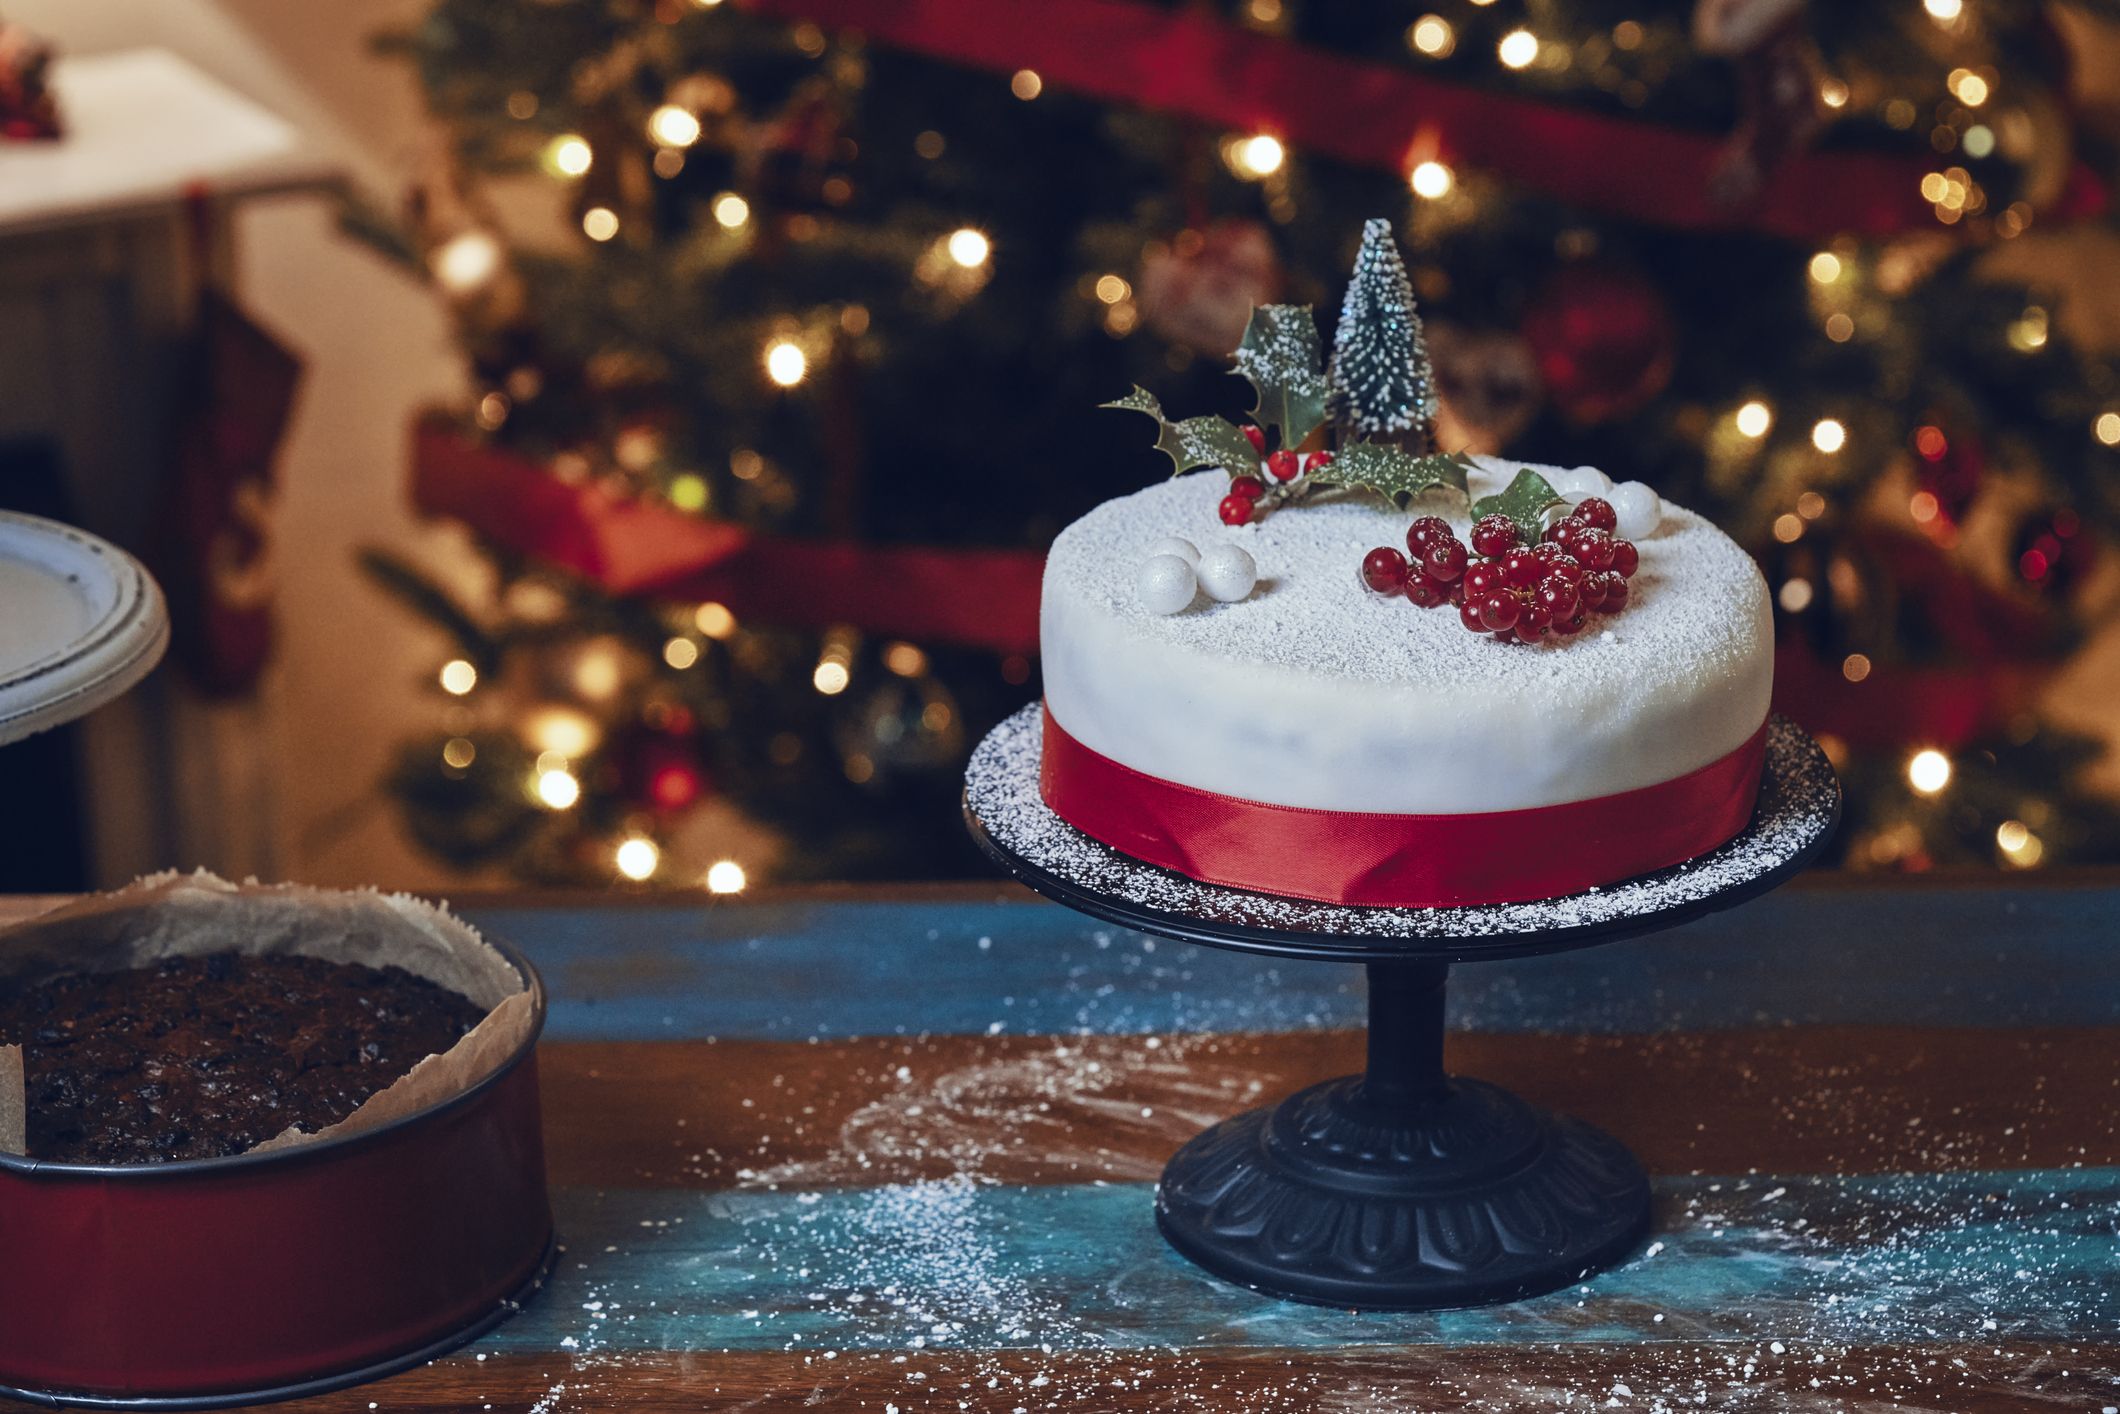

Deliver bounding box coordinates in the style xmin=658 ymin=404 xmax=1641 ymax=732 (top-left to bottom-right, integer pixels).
xmin=1218 ymin=426 xmax=1334 ymax=526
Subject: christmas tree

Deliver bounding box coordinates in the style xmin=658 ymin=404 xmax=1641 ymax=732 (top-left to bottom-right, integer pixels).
xmin=367 ymin=0 xmax=2120 ymax=886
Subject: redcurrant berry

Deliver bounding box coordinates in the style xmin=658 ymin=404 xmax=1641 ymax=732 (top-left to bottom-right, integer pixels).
xmin=1478 ymin=592 xmax=1521 ymax=632
xmin=1535 ymin=581 xmax=1578 ymax=619
xmin=1463 ymin=561 xmax=1505 ymax=598
xmin=1218 ymin=494 xmax=1253 ymax=527
xmin=1532 ymin=542 xmax=1567 ymax=567
xmin=1446 ymin=576 xmax=1468 ymax=607
xmin=1241 ymin=424 xmax=1266 ymax=454
xmin=1546 ymin=515 xmax=1586 ymax=545
xmin=1471 ymin=514 xmax=1521 ymax=558
xmin=1501 ymin=549 xmax=1544 ymax=589
xmin=1405 ymin=575 xmax=1447 ymax=608
xmin=1406 ymin=516 xmax=1452 ymax=557
xmin=1599 ymin=572 xmax=1630 ymax=612
xmin=1574 ymin=496 xmax=1618 ymax=533
xmin=1578 ymin=573 xmax=1609 ymax=612
xmin=1360 ymin=546 xmax=1408 ymax=593
xmin=1424 ymin=537 xmax=1468 ymax=582
xmin=1573 ymin=526 xmax=1615 ymax=571
xmin=1610 ymin=540 xmax=1639 ymax=579
xmin=1544 ymin=557 xmax=1585 ymax=591
xmin=1514 ymin=601 xmax=1552 ymax=644
xmin=1230 ymin=475 xmax=1266 ymax=500
xmin=1553 ymin=606 xmax=1590 ymax=637
xmin=1458 ymin=600 xmax=1487 ymax=633
xmin=1267 ymin=449 xmax=1301 ymax=482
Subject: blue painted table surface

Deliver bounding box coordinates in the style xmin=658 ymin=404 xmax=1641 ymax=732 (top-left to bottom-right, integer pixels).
xmin=11 ymin=874 xmax=2120 ymax=1412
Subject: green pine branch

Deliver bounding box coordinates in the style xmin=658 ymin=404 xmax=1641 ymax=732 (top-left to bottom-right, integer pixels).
xmin=357 ymin=547 xmax=502 ymax=672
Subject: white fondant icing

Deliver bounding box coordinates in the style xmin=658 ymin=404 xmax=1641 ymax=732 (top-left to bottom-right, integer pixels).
xmin=1196 ymin=543 xmax=1258 ymax=602
xmin=1042 ymin=457 xmax=1772 ymax=814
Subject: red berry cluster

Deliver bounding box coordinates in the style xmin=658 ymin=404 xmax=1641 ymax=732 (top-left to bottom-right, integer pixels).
xmin=1358 ymin=498 xmax=1640 ymax=644
xmin=1220 ymin=429 xmax=1334 ymax=526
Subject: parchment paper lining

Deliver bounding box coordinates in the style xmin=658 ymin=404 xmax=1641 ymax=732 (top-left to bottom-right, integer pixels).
xmin=0 ymin=870 xmax=533 ymax=1160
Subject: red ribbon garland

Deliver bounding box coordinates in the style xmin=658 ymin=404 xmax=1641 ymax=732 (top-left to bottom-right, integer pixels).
xmin=411 ymin=420 xmax=1044 ymax=654
xmin=1040 ymin=706 xmax=1768 ymax=907
xmin=737 ymin=0 xmax=2103 ymax=242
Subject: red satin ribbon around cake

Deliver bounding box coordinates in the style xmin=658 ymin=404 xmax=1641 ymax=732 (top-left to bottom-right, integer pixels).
xmin=1039 ymin=707 xmax=1768 ymax=908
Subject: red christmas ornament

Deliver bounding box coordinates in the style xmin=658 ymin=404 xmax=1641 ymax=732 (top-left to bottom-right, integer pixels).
xmin=649 ymin=762 xmax=704 ymax=811
xmin=1520 ymin=263 xmax=1677 ymax=426
xmin=2015 ymin=506 xmax=2094 ymax=595
xmin=615 ymin=727 xmax=713 ymax=815
xmin=1911 ymin=422 xmax=1984 ymax=527
xmin=1136 ymin=219 xmax=1284 ymax=356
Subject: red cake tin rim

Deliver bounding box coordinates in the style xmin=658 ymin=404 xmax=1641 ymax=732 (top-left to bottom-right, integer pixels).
xmin=0 ymin=934 xmax=546 ymax=1181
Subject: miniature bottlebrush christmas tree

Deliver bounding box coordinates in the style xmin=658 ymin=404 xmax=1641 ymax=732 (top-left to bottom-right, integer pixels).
xmin=1327 ymin=218 xmax=1437 ymax=450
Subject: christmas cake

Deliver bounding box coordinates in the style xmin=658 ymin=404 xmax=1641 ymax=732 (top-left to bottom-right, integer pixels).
xmin=1040 ymin=220 xmax=1772 ymax=907
xmin=0 ymin=953 xmax=487 ymax=1163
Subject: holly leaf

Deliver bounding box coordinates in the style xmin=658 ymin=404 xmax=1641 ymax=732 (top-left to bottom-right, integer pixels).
xmin=1234 ymin=304 xmax=1329 ymax=447
xmin=1472 ymin=468 xmax=1569 ymax=545
xmin=1103 ymin=387 xmax=1259 ymax=477
xmin=1309 ymin=444 xmax=1474 ymax=507
xmin=1170 ymin=416 xmax=1258 ymax=477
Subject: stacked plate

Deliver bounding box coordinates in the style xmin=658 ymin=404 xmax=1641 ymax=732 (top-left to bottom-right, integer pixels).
xmin=0 ymin=509 xmax=168 ymax=747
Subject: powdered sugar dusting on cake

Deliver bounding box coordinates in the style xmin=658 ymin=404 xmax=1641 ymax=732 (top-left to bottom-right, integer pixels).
xmin=966 ymin=706 xmax=1838 ymax=946
xmin=1048 ymin=458 xmax=1765 ymax=691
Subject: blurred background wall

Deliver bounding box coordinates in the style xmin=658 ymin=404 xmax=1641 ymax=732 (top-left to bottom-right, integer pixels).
xmin=13 ymin=0 xmax=483 ymax=890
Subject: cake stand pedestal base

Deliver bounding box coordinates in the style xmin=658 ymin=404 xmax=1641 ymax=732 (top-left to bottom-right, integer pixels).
xmin=966 ymin=706 xmax=1841 ymax=1310
xmin=1154 ymin=961 xmax=1648 ymax=1310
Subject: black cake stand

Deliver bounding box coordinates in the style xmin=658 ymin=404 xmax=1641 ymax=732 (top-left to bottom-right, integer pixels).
xmin=964 ymin=706 xmax=1840 ymax=1311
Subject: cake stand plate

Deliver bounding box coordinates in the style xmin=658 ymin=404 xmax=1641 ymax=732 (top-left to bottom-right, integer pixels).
xmin=0 ymin=510 xmax=168 ymax=749
xmin=964 ymin=706 xmax=1840 ymax=1310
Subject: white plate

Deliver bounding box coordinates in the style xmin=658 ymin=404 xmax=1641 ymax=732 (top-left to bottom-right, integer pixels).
xmin=0 ymin=511 xmax=168 ymax=747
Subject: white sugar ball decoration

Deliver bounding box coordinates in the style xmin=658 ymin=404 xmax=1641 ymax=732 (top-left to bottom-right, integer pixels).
xmin=1135 ymin=554 xmax=1198 ymax=615
xmin=1147 ymin=535 xmax=1200 ymax=566
xmin=1196 ymin=543 xmax=1258 ymax=602
xmin=1553 ymin=466 xmax=1614 ymax=501
xmin=1609 ymin=481 xmax=1663 ymax=539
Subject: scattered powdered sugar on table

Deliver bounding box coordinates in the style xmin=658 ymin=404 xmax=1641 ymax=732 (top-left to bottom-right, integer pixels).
xmin=1046 ymin=461 xmax=1767 ymax=693
xmin=965 ymin=705 xmax=1838 ymax=947
xmin=496 ymin=1166 xmax=2120 ymax=1411
xmin=748 ymin=1035 xmax=1240 ymax=1190
xmin=799 ymin=1175 xmax=1062 ymax=1346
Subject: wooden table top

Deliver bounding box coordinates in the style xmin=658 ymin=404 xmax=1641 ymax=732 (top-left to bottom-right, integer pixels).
xmin=2 ymin=874 xmax=2117 ymax=1412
